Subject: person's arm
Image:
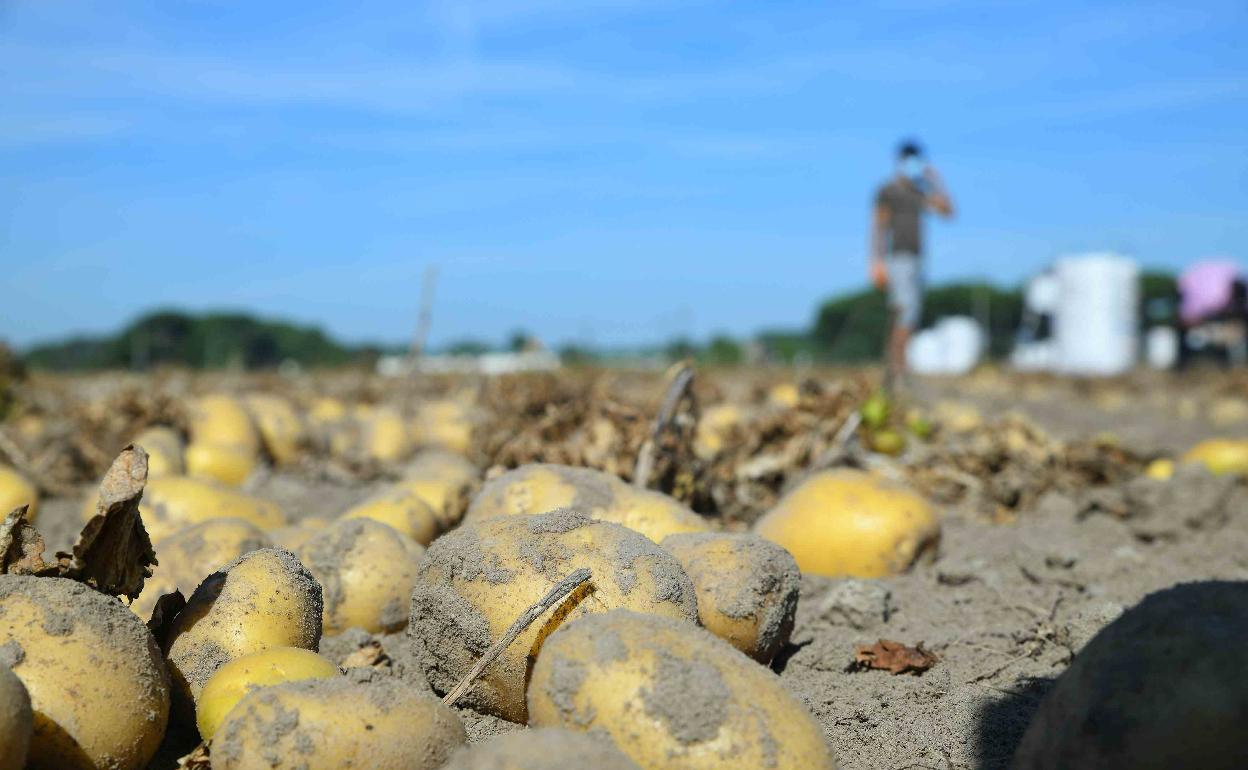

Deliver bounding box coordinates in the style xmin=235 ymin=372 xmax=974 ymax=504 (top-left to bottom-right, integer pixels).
xmin=869 ymin=201 xmax=889 ymax=289
xmin=922 ymin=165 xmax=955 ymax=218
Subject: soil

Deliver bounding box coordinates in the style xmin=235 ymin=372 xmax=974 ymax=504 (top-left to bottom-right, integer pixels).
xmin=7 ymin=367 xmax=1248 ymax=769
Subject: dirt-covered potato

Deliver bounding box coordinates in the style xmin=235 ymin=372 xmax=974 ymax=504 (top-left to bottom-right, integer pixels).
xmin=409 ymin=508 xmax=698 ymax=722
xmin=188 ymin=393 xmax=259 ymax=454
xmin=1012 ymin=581 xmax=1248 ymax=769
xmin=133 ymin=425 xmax=185 ymax=477
xmin=529 ymin=609 xmax=837 ymax=770
xmin=340 ymin=484 xmax=442 ymax=545
xmin=186 ymin=440 xmax=258 ymax=487
xmin=753 ymin=468 xmax=939 ymax=578
xmin=164 ymin=548 xmax=322 ymax=721
xmin=0 ymin=576 xmax=170 ymax=770
xmin=196 ymin=647 xmax=339 ymax=740
xmin=442 ymin=728 xmax=640 ymax=770
xmin=298 ymin=519 xmax=418 ymax=634
xmin=529 ymin=609 xmax=833 ymax=763
xmin=133 ymin=517 xmax=273 ymax=621
xmin=362 ymin=405 xmax=413 ymax=463
xmin=694 ymin=403 xmax=744 ymax=459
xmin=0 ymin=665 xmax=32 ymax=770
xmin=414 ymin=398 xmax=475 ymax=455
xmin=0 ymin=464 xmax=37 ymax=521
xmin=465 ymin=464 xmax=711 ymax=543
xmin=140 ymin=475 xmax=286 ymax=542
xmin=212 ymin=678 xmax=465 ymax=770
xmin=401 ymin=448 xmax=479 ymax=527
xmin=661 ymin=532 xmax=800 ymax=663
xmin=244 ymin=394 xmax=306 ymax=466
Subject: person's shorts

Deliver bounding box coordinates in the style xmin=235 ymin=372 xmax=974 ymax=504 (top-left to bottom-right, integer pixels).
xmin=886 ymin=253 xmax=923 ymax=330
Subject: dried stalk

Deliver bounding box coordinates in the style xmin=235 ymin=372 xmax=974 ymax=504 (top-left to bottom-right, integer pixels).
xmin=633 ymin=362 xmax=696 ymax=487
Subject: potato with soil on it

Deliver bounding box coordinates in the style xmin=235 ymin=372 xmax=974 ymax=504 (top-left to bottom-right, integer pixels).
xmin=132 ymin=517 xmax=273 ymax=621
xmin=185 ymin=440 xmax=258 ymax=487
xmin=753 ymin=468 xmax=939 ymax=578
xmin=187 ymin=393 xmax=260 ymax=455
xmin=694 ymin=403 xmax=745 ymax=459
xmin=0 ymin=665 xmax=32 ymax=770
xmin=1012 ymin=581 xmax=1248 ymax=770
xmin=164 ymin=547 xmax=322 ymax=722
xmin=0 ymin=464 xmax=37 ymax=521
xmin=212 ymin=677 xmax=465 ymax=770
xmin=465 ymin=463 xmax=711 ymax=543
xmin=243 ymin=393 xmax=306 ymax=466
xmin=137 ymin=475 xmax=286 ymax=542
xmin=413 ymin=398 xmax=476 ymax=455
xmin=528 ymin=609 xmax=837 ymax=770
xmin=442 ymin=727 xmax=641 ymax=770
xmin=0 ymin=576 xmax=170 ymax=770
xmin=661 ymin=532 xmax=800 ymax=663
xmin=195 ymin=646 xmax=339 ymax=740
xmin=340 ymin=483 xmax=442 ymax=545
xmin=408 ymin=508 xmax=699 ymax=722
xmin=298 ymin=518 xmax=419 ymax=635
xmin=400 ymin=448 xmax=479 ymax=527
xmin=133 ymin=425 xmax=185 ymax=477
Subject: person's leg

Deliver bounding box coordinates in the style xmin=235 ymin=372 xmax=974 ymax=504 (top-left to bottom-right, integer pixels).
xmin=883 ymin=254 xmax=920 ymax=393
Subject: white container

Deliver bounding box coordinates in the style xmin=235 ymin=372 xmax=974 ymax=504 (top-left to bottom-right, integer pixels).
xmin=908 ymin=330 xmax=945 ymax=374
xmin=1145 ymin=326 xmax=1179 ymax=370
xmin=908 ymin=316 xmax=985 ymax=375
xmin=1012 ymin=341 xmax=1057 ymax=371
xmin=1054 ymin=253 xmax=1139 ymax=376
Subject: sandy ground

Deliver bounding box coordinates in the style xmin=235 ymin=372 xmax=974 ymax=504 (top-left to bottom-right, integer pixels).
xmin=27 ymin=372 xmax=1248 ymax=770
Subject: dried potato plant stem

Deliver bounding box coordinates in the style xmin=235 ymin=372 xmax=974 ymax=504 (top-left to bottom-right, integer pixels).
xmin=634 ymin=362 xmax=696 ymax=488
xmin=442 ymin=567 xmax=592 ymax=708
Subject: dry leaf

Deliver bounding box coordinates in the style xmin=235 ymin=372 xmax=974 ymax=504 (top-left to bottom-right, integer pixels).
xmin=852 ymin=639 xmax=938 ymax=675
xmin=72 ymin=444 xmax=156 ymax=600
xmin=0 ymin=506 xmax=56 ymax=575
xmin=147 ymin=590 xmax=187 ymax=649
xmin=342 ymin=639 xmax=391 ymax=669
xmin=176 ymin=743 xmax=210 ymax=770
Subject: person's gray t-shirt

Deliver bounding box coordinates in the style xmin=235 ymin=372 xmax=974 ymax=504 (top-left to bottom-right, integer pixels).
xmin=875 ymin=178 xmax=925 ymax=256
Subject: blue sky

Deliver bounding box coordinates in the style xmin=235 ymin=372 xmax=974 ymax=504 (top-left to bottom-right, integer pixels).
xmin=3 ymin=1 xmax=1246 ymax=350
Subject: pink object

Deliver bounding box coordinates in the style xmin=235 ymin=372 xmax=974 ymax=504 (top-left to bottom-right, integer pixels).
xmin=1179 ymin=260 xmax=1243 ymax=325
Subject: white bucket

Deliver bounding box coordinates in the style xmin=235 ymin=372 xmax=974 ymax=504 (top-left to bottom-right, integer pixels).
xmin=1145 ymin=326 xmax=1179 ymax=370
xmin=908 ymin=316 xmax=985 ymax=375
xmin=1054 ymin=253 xmax=1139 ymax=375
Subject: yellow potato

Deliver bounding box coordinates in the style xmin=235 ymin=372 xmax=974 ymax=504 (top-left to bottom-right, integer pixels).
xmin=0 ymin=465 xmax=37 ymax=522
xmin=307 ymin=396 xmax=348 ymax=428
xmin=767 ymin=382 xmax=801 ymax=409
xmin=244 ymin=394 xmax=306 ymax=466
xmin=1183 ymin=438 xmax=1248 ymax=476
xmin=188 ymin=394 xmax=259 ymax=454
xmin=0 ymin=665 xmax=32 ymax=770
xmin=401 ymin=449 xmax=479 ymax=527
xmin=408 ymin=508 xmax=699 ymax=722
xmin=363 ymin=407 xmax=412 ymax=463
xmin=465 ymin=464 xmax=711 ymax=543
xmin=164 ymin=548 xmax=323 ymax=721
xmin=212 ymin=678 xmax=465 ymax=770
xmin=661 ymin=532 xmax=800 ymax=663
xmin=1145 ymin=458 xmax=1175 ymax=481
xmin=185 ymin=440 xmax=258 ymax=487
xmin=0 ymin=576 xmax=170 ymax=770
xmin=196 ymin=647 xmax=339 ymax=740
xmin=140 ymin=475 xmax=286 ymax=542
xmin=528 ymin=610 xmax=837 ymax=770
xmin=133 ymin=425 xmax=185 ymax=477
xmin=414 ymin=399 xmax=475 ymax=454
xmin=694 ymin=403 xmax=744 ymax=459
xmin=298 ymin=519 xmax=418 ymax=634
xmin=753 ymin=468 xmax=939 ymax=578
xmin=268 ymin=523 xmax=321 ymax=552
xmin=442 ymin=728 xmax=641 ymax=770
xmin=133 ymin=517 xmax=273 ymax=621
xmin=341 ymin=484 xmax=442 ymax=545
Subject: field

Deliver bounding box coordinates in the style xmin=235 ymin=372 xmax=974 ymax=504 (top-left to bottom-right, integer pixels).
xmin=2 ymin=364 xmax=1247 ymax=769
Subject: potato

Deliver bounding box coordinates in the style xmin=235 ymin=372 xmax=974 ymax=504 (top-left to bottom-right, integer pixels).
xmin=694 ymin=403 xmax=744 ymax=459
xmin=401 ymin=448 xmax=479 ymax=527
xmin=362 ymin=406 xmax=412 ymax=463
xmin=212 ymin=678 xmax=465 ymax=770
xmin=0 ymin=576 xmax=170 ymax=770
xmin=307 ymin=396 xmax=348 ymax=428
xmin=528 ymin=609 xmax=837 ymax=770
xmin=196 ymin=647 xmax=339 ymax=740
xmin=0 ymin=464 xmax=37 ymax=521
xmin=661 ymin=532 xmax=800 ymax=663
xmin=298 ymin=519 xmax=418 ymax=634
xmin=341 ymin=484 xmax=442 ymax=545
xmin=133 ymin=425 xmax=185 ymax=477
xmin=465 ymin=464 xmax=711 ymax=543
xmin=141 ymin=475 xmax=286 ymax=542
xmin=1144 ymin=457 xmax=1175 ymax=481
xmin=186 ymin=440 xmax=258 ymax=487
xmin=1012 ymin=581 xmax=1248 ymax=769
xmin=268 ymin=522 xmax=321 ymax=552
xmin=164 ymin=548 xmax=322 ymax=721
xmin=244 ymin=394 xmax=306 ymax=466
xmin=133 ymin=517 xmax=273 ymax=621
xmin=414 ymin=398 xmax=475 ymax=454
xmin=0 ymin=665 xmax=31 ymax=770
xmin=408 ymin=508 xmax=698 ymax=722
xmin=1182 ymin=438 xmax=1248 ymax=476
xmin=753 ymin=468 xmax=939 ymax=578
xmin=443 ymin=728 xmax=640 ymax=770
xmin=188 ymin=393 xmax=259 ymax=454
xmin=767 ymin=382 xmax=801 ymax=409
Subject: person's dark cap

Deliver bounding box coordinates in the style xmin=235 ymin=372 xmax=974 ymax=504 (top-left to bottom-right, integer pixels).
xmin=897 ymin=139 xmax=923 ymax=159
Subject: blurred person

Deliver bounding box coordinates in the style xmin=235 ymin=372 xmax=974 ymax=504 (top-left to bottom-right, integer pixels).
xmin=869 ymin=140 xmax=955 ymax=392
xmin=1177 ymin=259 xmax=1248 ymax=367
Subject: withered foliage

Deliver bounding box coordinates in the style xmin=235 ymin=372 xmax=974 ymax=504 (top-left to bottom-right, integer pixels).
xmin=851 ymin=639 xmax=938 ymax=675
